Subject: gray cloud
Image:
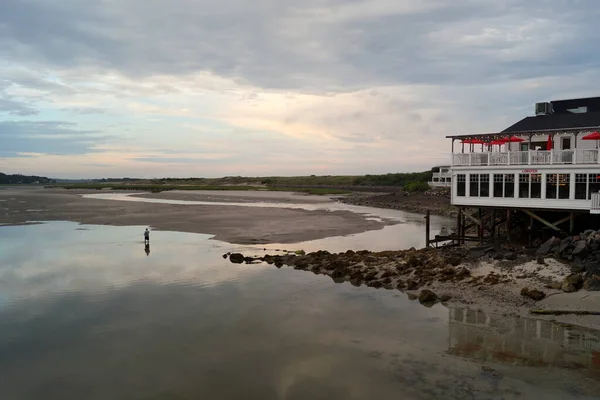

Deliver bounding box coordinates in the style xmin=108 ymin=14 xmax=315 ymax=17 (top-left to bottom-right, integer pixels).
xmin=0 ymin=96 xmax=38 ymax=116
xmin=2 ymin=0 xmax=599 ymax=91
xmin=0 ymin=121 xmax=108 ymax=157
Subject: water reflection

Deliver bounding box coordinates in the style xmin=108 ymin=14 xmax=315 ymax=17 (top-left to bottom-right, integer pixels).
xmin=145 ymin=242 xmax=150 ymax=256
xmin=448 ymin=306 xmax=600 ymax=378
xmin=1 ymin=222 xmax=600 ymax=399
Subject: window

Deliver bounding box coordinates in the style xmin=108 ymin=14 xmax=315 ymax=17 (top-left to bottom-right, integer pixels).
xmin=519 ymin=174 xmax=530 ymax=198
xmin=546 ymin=174 xmax=557 ymax=199
xmin=493 ymin=174 xmax=503 ymax=197
xmin=589 ymin=174 xmax=600 ymax=199
xmin=480 ymin=174 xmax=490 ymax=197
xmin=558 ymin=174 xmax=570 ymax=199
xmin=562 ymin=137 xmax=571 ymax=150
xmin=531 ymin=174 xmax=542 ymax=198
xmin=470 ymin=174 xmax=479 ymax=197
xmin=504 ymin=174 xmax=515 ymax=198
xmin=457 ymin=174 xmax=466 ymax=196
xmin=576 ymin=174 xmax=587 ymax=200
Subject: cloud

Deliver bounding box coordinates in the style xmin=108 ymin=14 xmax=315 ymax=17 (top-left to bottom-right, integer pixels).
xmin=1 ymin=0 xmax=600 ymax=177
xmin=0 ymin=121 xmax=109 ymax=157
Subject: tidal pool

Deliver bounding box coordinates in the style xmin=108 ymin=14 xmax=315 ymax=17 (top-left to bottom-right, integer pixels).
xmin=0 ymin=222 xmax=599 ymax=399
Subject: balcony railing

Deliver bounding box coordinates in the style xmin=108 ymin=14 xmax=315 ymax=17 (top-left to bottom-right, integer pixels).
xmin=453 ymin=149 xmax=600 ymax=166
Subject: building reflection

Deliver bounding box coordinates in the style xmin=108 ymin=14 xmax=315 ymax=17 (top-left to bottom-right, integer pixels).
xmin=447 ymin=306 xmax=600 ymax=378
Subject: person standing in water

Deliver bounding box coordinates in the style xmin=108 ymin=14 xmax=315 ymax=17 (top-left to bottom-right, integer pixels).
xmin=144 ymin=228 xmax=150 ymax=244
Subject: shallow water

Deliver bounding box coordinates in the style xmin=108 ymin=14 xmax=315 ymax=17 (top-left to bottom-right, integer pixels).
xmin=1 ymin=222 xmax=600 ymax=399
xmin=83 ymin=192 xmax=453 ymax=251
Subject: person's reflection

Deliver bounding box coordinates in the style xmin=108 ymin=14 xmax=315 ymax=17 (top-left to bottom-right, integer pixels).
xmin=145 ymin=243 xmax=150 ymax=256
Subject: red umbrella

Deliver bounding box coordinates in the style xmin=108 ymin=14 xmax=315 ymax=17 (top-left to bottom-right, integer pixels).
xmin=582 ymin=131 xmax=600 ymax=140
xmin=547 ymin=134 xmax=553 ymax=150
xmin=461 ymin=139 xmax=484 ymax=144
xmin=502 ymin=136 xmax=525 ymax=143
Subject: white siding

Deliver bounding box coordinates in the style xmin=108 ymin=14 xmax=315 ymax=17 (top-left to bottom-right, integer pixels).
xmin=507 ymin=134 xmax=598 ymax=151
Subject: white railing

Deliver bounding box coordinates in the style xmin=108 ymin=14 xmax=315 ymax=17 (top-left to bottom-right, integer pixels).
xmin=577 ymin=149 xmax=599 ymax=164
xmin=591 ymin=193 xmax=600 ymax=213
xmin=432 ymin=172 xmax=451 ymax=180
xmin=510 ymin=151 xmax=529 ymax=165
xmin=530 ymin=150 xmax=552 ymax=164
xmin=453 ymin=153 xmax=470 ymax=166
xmin=489 ymin=152 xmax=508 ymax=165
xmin=453 ymin=149 xmax=600 ymax=166
xmin=552 ymin=149 xmax=574 ymax=164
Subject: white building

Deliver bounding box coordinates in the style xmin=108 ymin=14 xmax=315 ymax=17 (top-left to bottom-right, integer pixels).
xmin=448 ymin=97 xmax=600 ymax=217
xmin=429 ymin=166 xmax=451 ymax=188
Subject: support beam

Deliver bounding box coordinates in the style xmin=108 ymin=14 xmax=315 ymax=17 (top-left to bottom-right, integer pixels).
xmin=463 ymin=210 xmax=482 ymax=227
xmin=507 ymin=209 xmax=512 ymax=242
xmin=570 ymin=212 xmax=576 ymax=234
xmin=478 ymin=208 xmax=484 ymax=245
xmin=522 ymin=209 xmax=565 ymax=233
xmin=551 ymin=215 xmax=572 ymax=227
xmin=425 ymin=210 xmax=431 ymax=248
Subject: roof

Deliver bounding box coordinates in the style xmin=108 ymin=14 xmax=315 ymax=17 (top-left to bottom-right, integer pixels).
xmin=447 ymin=112 xmax=600 ymax=140
xmin=502 ymin=112 xmax=600 ymax=133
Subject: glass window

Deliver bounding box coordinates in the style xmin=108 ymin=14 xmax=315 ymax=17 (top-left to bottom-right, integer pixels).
xmin=575 ymin=174 xmax=587 ymax=200
xmin=504 ymin=174 xmax=514 ymax=198
xmin=480 ymin=174 xmax=490 ymax=197
xmin=589 ymin=174 xmax=600 ymax=199
xmin=546 ymin=174 xmax=558 ymax=199
xmin=558 ymin=174 xmax=570 ymax=199
xmin=470 ymin=174 xmax=479 ymax=197
xmin=457 ymin=174 xmax=466 ymax=197
xmin=531 ymin=174 xmax=542 ymax=198
xmin=493 ymin=174 xmax=503 ymax=197
xmin=519 ymin=174 xmax=530 ymax=198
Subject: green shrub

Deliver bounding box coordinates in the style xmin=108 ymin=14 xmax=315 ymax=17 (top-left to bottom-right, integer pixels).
xmin=403 ymin=181 xmax=430 ymax=192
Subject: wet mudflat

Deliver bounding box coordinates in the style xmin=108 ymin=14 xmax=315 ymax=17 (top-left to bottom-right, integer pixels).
xmin=1 ymin=222 xmax=600 ymax=399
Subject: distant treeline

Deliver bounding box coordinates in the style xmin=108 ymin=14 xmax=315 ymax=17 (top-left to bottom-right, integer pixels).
xmin=70 ymin=168 xmax=439 ymax=192
xmin=0 ymin=173 xmax=55 ymax=185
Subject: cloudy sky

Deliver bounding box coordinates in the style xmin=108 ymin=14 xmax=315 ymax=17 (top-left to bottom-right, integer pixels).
xmin=1 ymin=0 xmax=599 ymax=178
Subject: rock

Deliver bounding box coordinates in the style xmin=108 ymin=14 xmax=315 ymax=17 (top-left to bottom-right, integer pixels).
xmin=537 ymin=256 xmax=546 ymax=265
xmin=444 ymin=255 xmax=463 ymax=266
xmin=441 ymin=267 xmax=456 ymax=275
xmin=572 ymin=240 xmax=589 ymax=258
xmin=520 ymin=287 xmax=546 ymax=301
xmin=418 ymin=289 xmax=438 ymax=304
xmin=564 ymin=274 xmax=584 ymax=289
xmin=504 ymin=252 xmax=517 ymax=261
xmin=222 ymin=253 xmax=228 ymax=259
xmin=561 ymin=283 xmax=578 ymax=293
xmin=585 ymin=260 xmax=600 ymax=276
xmin=571 ymin=259 xmax=585 ymax=273
xmin=407 ymin=293 xmax=418 ymax=301
xmin=406 ymin=255 xmax=423 ymax=268
xmin=558 ymin=239 xmax=571 ymax=254
xmin=439 ymin=294 xmax=452 ymax=302
xmin=455 ymin=267 xmax=470 ymax=278
xmin=536 ymin=237 xmax=557 ymax=256
xmin=229 ymin=253 xmax=245 ymax=264
xmin=584 ymin=276 xmax=600 ymax=291
xmin=406 ymin=279 xmax=419 ymax=290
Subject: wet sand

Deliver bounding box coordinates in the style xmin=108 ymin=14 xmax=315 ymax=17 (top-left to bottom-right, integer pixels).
xmin=0 ymin=188 xmax=387 ymax=244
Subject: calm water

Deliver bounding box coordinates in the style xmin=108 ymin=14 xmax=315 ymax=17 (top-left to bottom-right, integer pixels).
xmin=1 ymin=222 xmax=600 ymax=399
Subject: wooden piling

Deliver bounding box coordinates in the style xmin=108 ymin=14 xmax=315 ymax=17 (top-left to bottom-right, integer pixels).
xmin=506 ymin=209 xmax=512 ymax=243
xmin=425 ymin=210 xmax=431 ymax=248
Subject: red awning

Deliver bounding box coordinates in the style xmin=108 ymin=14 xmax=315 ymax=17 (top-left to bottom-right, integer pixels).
xmin=490 ymin=140 xmax=506 ymax=145
xmin=582 ymin=131 xmax=600 ymax=140
xmin=502 ymin=136 xmax=525 ymax=143
xmin=547 ymin=134 xmax=553 ymax=150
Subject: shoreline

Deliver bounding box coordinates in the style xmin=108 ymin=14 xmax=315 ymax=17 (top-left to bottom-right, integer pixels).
xmin=339 ymin=190 xmax=455 ymax=217
xmin=226 ymin=245 xmax=600 ymax=330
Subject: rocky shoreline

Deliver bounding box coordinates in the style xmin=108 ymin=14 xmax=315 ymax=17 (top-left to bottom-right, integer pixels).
xmin=339 ymin=189 xmax=455 ymax=217
xmin=225 ymin=230 xmax=600 ymax=317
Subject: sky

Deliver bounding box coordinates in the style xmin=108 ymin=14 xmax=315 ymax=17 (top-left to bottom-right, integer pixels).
xmin=2 ymin=0 xmax=600 ymax=179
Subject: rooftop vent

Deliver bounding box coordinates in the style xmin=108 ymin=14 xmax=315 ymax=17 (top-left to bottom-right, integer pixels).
xmin=535 ymin=102 xmax=553 ymax=116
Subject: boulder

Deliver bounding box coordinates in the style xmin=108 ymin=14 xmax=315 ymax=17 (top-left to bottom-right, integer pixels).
xmin=504 ymin=252 xmax=517 ymax=261
xmin=406 ymin=279 xmax=419 ymax=290
xmin=558 ymin=239 xmax=572 ymax=255
xmin=571 ymin=259 xmax=585 ymax=273
xmin=561 ymin=282 xmax=578 ymax=293
xmin=444 ymin=254 xmax=463 ymax=267
xmin=572 ymin=240 xmax=589 ymax=258
xmin=439 ymin=294 xmax=452 ymax=302
xmin=418 ymin=289 xmax=438 ymax=304
xmin=229 ymin=253 xmax=245 ymax=264
xmin=520 ymin=288 xmax=546 ymax=301
xmin=585 ymin=260 xmax=600 ymax=276
xmin=455 ymin=267 xmax=471 ymax=278
xmin=564 ymin=274 xmax=584 ymax=289
xmin=537 ymin=256 xmax=546 ymax=265
xmin=536 ymin=237 xmax=557 ymax=256
xmin=583 ymin=276 xmax=600 ymax=291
